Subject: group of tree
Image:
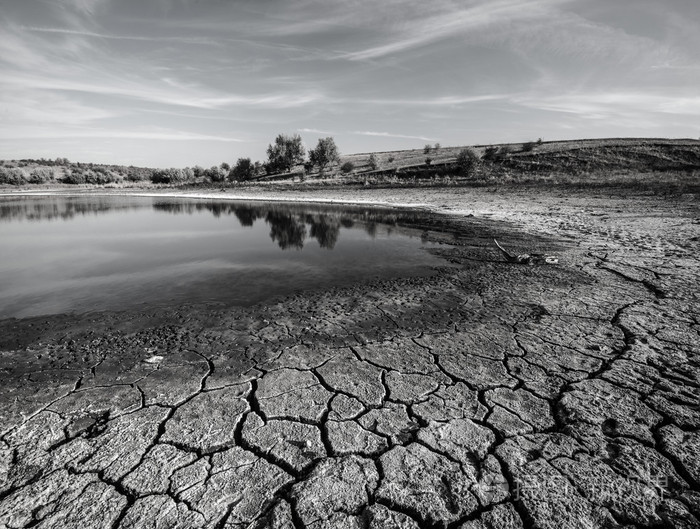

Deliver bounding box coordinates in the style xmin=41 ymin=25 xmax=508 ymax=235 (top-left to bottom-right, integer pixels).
xmin=264 ymin=133 xmax=341 ymax=177
xmin=1 ymin=134 xmax=547 ymax=188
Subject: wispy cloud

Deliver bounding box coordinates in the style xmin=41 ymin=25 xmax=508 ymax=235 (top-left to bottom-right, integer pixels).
xmin=514 ymin=92 xmax=700 ymax=117
xmin=353 ymin=131 xmax=437 ymax=142
xmin=21 ymin=25 xmax=223 ymax=46
xmin=298 ymin=128 xmax=335 ymax=134
xmin=1 ymin=72 xmax=325 ymax=110
xmin=0 ymin=128 xmax=244 ymax=142
xmin=339 ymin=0 xmax=568 ymax=60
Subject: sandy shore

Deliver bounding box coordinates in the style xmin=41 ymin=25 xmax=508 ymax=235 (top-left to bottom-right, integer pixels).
xmin=1 ymin=186 xmax=699 ymax=528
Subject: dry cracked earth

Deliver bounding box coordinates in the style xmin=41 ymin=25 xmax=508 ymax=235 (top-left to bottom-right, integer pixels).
xmin=0 ymin=189 xmax=699 ymax=529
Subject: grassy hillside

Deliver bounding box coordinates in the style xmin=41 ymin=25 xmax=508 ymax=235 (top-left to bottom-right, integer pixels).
xmin=336 ymin=138 xmax=700 ymax=175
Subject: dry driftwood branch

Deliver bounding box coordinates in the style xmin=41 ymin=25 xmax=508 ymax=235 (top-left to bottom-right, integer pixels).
xmin=493 ymin=239 xmax=558 ymax=265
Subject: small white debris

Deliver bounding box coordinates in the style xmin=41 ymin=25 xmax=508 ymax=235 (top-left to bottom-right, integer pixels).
xmin=144 ymin=355 xmax=164 ymax=364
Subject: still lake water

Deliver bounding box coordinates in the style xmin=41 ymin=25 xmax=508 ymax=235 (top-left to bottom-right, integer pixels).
xmin=0 ymin=195 xmax=447 ymax=318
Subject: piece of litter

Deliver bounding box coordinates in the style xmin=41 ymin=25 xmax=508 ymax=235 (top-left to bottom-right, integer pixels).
xmin=144 ymin=355 xmax=164 ymax=364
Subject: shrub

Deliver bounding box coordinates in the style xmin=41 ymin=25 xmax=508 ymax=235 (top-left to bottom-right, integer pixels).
xmin=62 ymin=170 xmax=86 ymax=185
xmin=230 ymin=158 xmax=254 ymax=181
xmin=456 ymin=148 xmax=480 ymax=177
xmin=151 ymin=168 xmax=185 ymax=184
xmin=368 ymin=153 xmax=378 ymax=171
xmin=434 ymin=143 xmax=440 ymax=152
xmin=0 ymin=167 xmax=27 ymax=185
xmin=424 ymin=144 xmax=432 ymax=154
xmin=205 ymin=166 xmax=226 ymax=183
xmin=522 ymin=141 xmax=536 ymax=152
xmin=388 ymin=156 xmax=395 ymax=163
xmin=29 ymin=168 xmax=54 ymax=184
xmin=483 ymin=146 xmax=499 ymax=161
xmin=425 ymin=157 xmax=432 ymax=166
xmin=340 ymin=161 xmax=354 ymax=174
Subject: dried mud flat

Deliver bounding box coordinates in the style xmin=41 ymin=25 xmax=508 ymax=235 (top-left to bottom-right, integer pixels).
xmin=1 ymin=187 xmax=699 ymax=529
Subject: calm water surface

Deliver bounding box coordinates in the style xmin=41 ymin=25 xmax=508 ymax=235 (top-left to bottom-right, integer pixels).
xmin=0 ymin=196 xmax=448 ymax=318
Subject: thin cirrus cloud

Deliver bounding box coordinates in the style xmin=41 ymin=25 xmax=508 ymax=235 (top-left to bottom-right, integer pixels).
xmin=338 ymin=0 xmax=569 ymax=60
xmin=353 ymin=131 xmax=437 ymax=142
xmin=1 ymin=71 xmax=326 ymax=111
xmin=21 ymin=25 xmax=224 ymax=46
xmin=514 ymin=93 xmax=700 ymax=117
xmin=0 ymin=129 xmax=244 ymax=142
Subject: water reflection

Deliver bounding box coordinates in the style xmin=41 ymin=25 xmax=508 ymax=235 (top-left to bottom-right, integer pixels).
xmin=0 ymin=196 xmax=140 ymax=222
xmin=152 ymin=201 xmax=418 ymax=250
xmin=0 ymin=196 xmax=445 ymax=318
xmin=0 ymin=197 xmax=419 ymax=251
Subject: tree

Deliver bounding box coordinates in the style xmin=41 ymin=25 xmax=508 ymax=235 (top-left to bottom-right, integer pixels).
xmin=206 ymin=165 xmax=226 ymax=183
xmin=230 ymin=158 xmax=254 ymax=181
xmin=456 ymin=148 xmax=480 ymax=177
xmin=368 ymin=153 xmax=378 ymax=171
xmin=424 ymin=144 xmax=432 ymax=154
xmin=266 ymin=133 xmax=305 ymax=174
xmin=434 ymin=143 xmax=440 ymax=152
xmin=340 ymin=161 xmax=354 ymax=174
xmin=309 ymin=137 xmax=340 ymax=174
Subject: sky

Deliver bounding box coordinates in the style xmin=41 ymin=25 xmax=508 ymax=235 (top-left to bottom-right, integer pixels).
xmin=1 ymin=0 xmax=699 ymax=167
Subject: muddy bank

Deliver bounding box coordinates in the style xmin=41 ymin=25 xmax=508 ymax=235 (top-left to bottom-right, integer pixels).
xmin=0 ymin=188 xmax=699 ymax=528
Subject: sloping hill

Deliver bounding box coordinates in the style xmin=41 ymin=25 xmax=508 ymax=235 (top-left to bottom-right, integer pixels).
xmin=338 ymin=138 xmax=700 ymax=176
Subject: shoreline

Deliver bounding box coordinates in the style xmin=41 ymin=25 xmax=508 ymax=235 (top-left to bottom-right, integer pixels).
xmin=1 ymin=186 xmax=699 ymax=528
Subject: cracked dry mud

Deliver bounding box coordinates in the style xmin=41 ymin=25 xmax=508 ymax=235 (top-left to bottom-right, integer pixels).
xmin=1 ymin=189 xmax=699 ymax=529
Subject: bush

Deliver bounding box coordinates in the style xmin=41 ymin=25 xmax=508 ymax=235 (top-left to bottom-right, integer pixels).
xmin=340 ymin=161 xmax=354 ymax=174
xmin=151 ymin=168 xmax=185 ymax=184
xmin=522 ymin=141 xmax=536 ymax=152
xmin=388 ymin=156 xmax=395 ymax=163
xmin=205 ymin=166 xmax=226 ymax=183
xmin=424 ymin=144 xmax=432 ymax=154
xmin=456 ymin=148 xmax=480 ymax=177
xmin=483 ymin=146 xmax=499 ymax=161
xmin=28 ymin=167 xmax=54 ymax=184
xmin=62 ymin=170 xmax=86 ymax=185
xmin=425 ymin=157 xmax=432 ymax=166
xmin=229 ymin=158 xmax=254 ymax=182
xmin=0 ymin=167 xmax=27 ymax=185
xmin=368 ymin=153 xmax=378 ymax=171
xmin=126 ymin=167 xmax=151 ymax=182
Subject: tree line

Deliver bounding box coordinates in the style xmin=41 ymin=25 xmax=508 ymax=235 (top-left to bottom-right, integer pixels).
xmin=0 ymin=133 xmax=342 ymax=186
xmin=0 ymin=132 xmax=498 ymax=187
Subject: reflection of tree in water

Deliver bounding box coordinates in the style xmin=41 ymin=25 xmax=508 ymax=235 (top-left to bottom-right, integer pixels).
xmin=265 ymin=211 xmax=306 ymax=250
xmin=364 ymin=221 xmax=378 ymax=238
xmin=0 ymin=197 xmax=138 ymax=222
xmin=306 ymin=214 xmax=341 ymax=249
xmin=233 ymin=206 xmax=261 ymax=227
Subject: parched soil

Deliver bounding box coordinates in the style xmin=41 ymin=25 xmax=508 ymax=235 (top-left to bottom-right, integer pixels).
xmin=0 ymin=187 xmax=699 ymax=528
